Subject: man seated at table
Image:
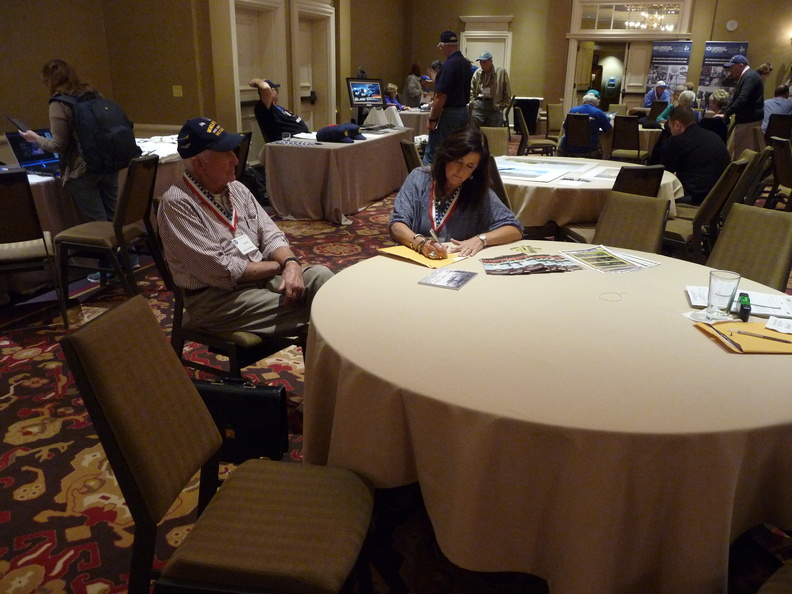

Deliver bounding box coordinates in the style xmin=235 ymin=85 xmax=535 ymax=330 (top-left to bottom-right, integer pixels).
xmin=658 ymin=106 xmax=730 ymax=205
xmin=762 ymin=85 xmax=792 ymax=133
xmin=557 ymin=91 xmax=612 ymax=156
xmin=248 ymin=78 xmax=309 ymax=142
xmin=157 ymin=117 xmax=332 ymax=335
xmin=643 ymin=81 xmax=671 ymax=107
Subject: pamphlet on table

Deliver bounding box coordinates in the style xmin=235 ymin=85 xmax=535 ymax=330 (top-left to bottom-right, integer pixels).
xmin=685 ymin=286 xmax=792 ymax=318
xmin=418 ymin=269 xmax=477 ymax=290
xmin=560 ymin=245 xmax=660 ymax=273
xmin=480 ymin=253 xmax=581 ymax=275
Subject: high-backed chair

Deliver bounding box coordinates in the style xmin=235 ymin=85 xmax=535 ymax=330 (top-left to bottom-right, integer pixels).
xmin=481 ymin=126 xmax=509 ymax=157
xmin=764 ymin=136 xmax=792 ymax=210
xmin=400 ymin=139 xmax=422 ymax=172
xmin=610 ymin=115 xmax=649 ymax=163
xmin=487 ymin=157 xmax=511 ymax=208
xmin=545 ymin=103 xmax=564 ymax=143
xmin=663 ymin=158 xmax=748 ymax=262
xmin=60 ymin=295 xmax=374 ymax=594
xmin=503 ymin=95 xmax=516 ymax=140
xmin=765 ymin=113 xmax=792 ymax=145
xmin=559 ymin=164 xmax=665 ymax=243
xmin=559 ymin=113 xmax=600 ymax=158
xmin=706 ymin=203 xmax=792 ymax=292
xmin=743 ymin=146 xmax=774 ymax=206
xmin=699 ymin=116 xmax=729 ymax=144
xmin=0 ymin=169 xmax=68 ymax=325
xmin=55 ymin=155 xmax=166 ymax=328
xmin=514 ymin=107 xmax=556 ymax=156
xmin=591 ymin=191 xmax=669 ymax=253
xmin=646 ymin=101 xmax=668 ymax=122
xmin=233 ymin=131 xmax=253 ymax=181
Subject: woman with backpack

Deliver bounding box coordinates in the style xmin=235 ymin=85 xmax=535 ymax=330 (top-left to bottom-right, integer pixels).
xmin=20 ymin=58 xmax=137 ymax=281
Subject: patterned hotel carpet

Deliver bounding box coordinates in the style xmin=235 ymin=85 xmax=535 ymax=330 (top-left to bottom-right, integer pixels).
xmin=2 ymin=182 xmax=791 ymax=593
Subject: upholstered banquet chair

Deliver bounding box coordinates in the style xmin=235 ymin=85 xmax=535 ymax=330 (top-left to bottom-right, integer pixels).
xmin=706 ymin=203 xmax=792 ymax=291
xmin=609 ymin=115 xmax=649 ymax=164
xmin=233 ymin=130 xmax=253 ymax=181
xmin=55 ymin=154 xmax=166 ymax=328
xmin=560 ymin=191 xmax=668 ymax=253
xmin=559 ymin=113 xmax=600 ymax=158
xmin=764 ymin=137 xmax=792 ymax=211
xmin=559 ymin=164 xmax=665 ymax=244
xmin=545 ymin=103 xmax=564 ymax=143
xmin=515 ymin=107 xmax=556 ymax=156
xmin=481 ymin=126 xmax=509 ymax=157
xmin=663 ymin=158 xmax=748 ymax=262
xmin=487 ymin=157 xmax=511 ymax=208
xmin=400 ymin=139 xmax=422 ymax=172
xmin=0 ymin=169 xmax=67 ymax=325
xmin=60 ymin=295 xmax=374 ymax=594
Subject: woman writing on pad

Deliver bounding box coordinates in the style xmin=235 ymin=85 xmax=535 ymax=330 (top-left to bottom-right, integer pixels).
xmin=390 ymin=128 xmax=522 ymax=260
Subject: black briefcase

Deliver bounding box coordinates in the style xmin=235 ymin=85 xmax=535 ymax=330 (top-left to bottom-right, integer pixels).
xmin=192 ymin=378 xmax=289 ymax=463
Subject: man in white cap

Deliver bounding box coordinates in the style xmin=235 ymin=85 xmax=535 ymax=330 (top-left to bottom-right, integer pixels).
xmin=643 ymin=81 xmax=671 ymax=107
xmin=716 ymin=54 xmax=764 ymax=158
xmin=469 ymin=50 xmax=512 ymax=127
xmin=158 ymin=117 xmax=332 ymax=335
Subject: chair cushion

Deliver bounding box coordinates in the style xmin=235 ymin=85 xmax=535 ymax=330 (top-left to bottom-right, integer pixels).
xmin=161 ymin=460 xmax=373 ymax=593
xmin=561 ymin=223 xmax=596 ymax=243
xmin=0 ymin=232 xmax=53 ymax=262
xmin=182 ymin=320 xmax=265 ymax=348
xmin=55 ymin=221 xmax=146 ymax=248
xmin=663 ymin=218 xmax=694 ymax=243
xmin=675 ymin=204 xmax=697 ymax=220
xmin=610 ymin=149 xmax=647 ymax=162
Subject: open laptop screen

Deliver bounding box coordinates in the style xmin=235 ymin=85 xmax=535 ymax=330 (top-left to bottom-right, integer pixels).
xmin=4 ymin=130 xmax=59 ymax=168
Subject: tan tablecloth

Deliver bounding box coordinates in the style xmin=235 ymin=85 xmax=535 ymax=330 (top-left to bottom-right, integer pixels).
xmin=398 ymin=110 xmax=430 ymax=136
xmin=498 ymin=155 xmax=683 ymax=230
xmin=303 ymin=240 xmax=792 ymax=594
xmin=261 ymin=128 xmax=412 ymax=224
xmin=599 ymin=126 xmax=663 ymax=159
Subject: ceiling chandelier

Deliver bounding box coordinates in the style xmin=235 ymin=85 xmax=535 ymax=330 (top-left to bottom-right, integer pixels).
xmin=626 ymin=4 xmax=677 ymax=31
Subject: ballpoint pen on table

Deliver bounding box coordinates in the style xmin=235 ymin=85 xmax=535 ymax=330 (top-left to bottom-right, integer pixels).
xmin=733 ymin=330 xmax=792 ymax=344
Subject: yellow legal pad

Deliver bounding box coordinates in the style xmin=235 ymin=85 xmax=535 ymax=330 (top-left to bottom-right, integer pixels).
xmin=377 ymin=245 xmax=468 ymax=269
xmin=695 ymin=321 xmax=792 ymax=354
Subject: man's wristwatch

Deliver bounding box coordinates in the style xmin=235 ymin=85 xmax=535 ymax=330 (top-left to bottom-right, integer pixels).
xmin=282 ymin=256 xmax=301 ymax=269
xmin=478 ymin=234 xmax=487 ymax=247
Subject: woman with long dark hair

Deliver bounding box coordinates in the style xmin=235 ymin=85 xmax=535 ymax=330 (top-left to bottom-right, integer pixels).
xmin=20 ymin=59 xmax=130 ymax=281
xmin=390 ymin=128 xmax=522 ymax=259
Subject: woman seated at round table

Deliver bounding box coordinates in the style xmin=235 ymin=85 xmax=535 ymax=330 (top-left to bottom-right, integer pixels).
xmin=384 ymin=83 xmax=410 ymax=111
xmin=390 ymin=128 xmax=523 ymax=259
xmin=657 ymin=90 xmax=700 ymax=125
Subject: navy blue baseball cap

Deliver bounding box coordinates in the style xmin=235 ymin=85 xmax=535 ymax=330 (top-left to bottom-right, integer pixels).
xmin=177 ymin=117 xmax=244 ymax=158
xmin=724 ymin=55 xmax=748 ymax=68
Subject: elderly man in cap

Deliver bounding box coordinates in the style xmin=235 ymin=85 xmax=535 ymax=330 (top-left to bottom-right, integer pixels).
xmin=157 ymin=117 xmax=332 ymax=336
xmin=423 ymin=30 xmax=473 ymax=164
xmin=469 ymin=51 xmax=512 ymax=127
xmin=643 ymin=80 xmax=671 ymax=107
xmin=248 ymin=78 xmax=309 ymax=142
xmin=716 ymin=55 xmax=764 ymax=158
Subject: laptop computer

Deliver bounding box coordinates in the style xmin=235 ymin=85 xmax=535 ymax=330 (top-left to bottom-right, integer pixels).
xmin=4 ymin=129 xmax=61 ymax=177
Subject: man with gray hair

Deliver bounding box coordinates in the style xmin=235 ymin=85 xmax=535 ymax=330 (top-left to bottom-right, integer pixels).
xmin=423 ymin=30 xmax=472 ymax=164
xmin=157 ymin=117 xmax=332 ymax=336
xmin=558 ymin=91 xmax=612 ymax=155
xmin=469 ymin=50 xmax=512 ymax=127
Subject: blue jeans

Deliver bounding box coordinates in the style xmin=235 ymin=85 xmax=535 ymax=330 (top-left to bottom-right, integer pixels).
xmin=423 ymin=106 xmax=469 ymax=165
xmin=65 ymin=171 xmax=119 ymax=222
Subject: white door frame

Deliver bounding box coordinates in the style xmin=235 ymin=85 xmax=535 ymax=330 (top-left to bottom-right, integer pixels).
xmin=290 ymin=1 xmax=336 ymax=128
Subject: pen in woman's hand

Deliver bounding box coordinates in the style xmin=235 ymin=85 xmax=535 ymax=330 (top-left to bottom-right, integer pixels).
xmin=428 ymin=229 xmax=448 ymax=259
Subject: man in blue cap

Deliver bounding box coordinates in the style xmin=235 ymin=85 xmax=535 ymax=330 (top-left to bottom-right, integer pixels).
xmin=469 ymin=50 xmax=512 ymax=127
xmin=157 ymin=117 xmax=332 ymax=335
xmin=248 ymin=78 xmax=310 ymax=142
xmin=716 ymin=55 xmax=764 ymax=158
xmin=424 ymin=30 xmax=472 ymax=164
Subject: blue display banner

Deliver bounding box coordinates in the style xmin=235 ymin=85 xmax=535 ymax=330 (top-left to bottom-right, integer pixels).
xmin=698 ymin=41 xmax=749 ymax=95
xmin=646 ymin=41 xmax=692 ymax=91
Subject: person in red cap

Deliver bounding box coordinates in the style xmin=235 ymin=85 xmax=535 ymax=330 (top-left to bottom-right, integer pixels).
xmin=157 ymin=117 xmax=332 ymax=336
xmin=716 ymin=55 xmax=764 ymax=158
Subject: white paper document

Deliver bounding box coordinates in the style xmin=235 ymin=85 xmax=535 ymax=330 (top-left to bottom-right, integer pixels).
xmin=685 ymin=287 xmax=792 ymax=317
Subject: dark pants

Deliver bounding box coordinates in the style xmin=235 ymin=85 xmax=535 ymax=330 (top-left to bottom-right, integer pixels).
xmin=423 ymin=106 xmax=469 ymax=165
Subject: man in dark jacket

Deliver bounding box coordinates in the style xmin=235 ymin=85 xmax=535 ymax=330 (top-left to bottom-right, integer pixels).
xmin=717 ymin=55 xmax=764 ymax=158
xmin=662 ymin=107 xmax=731 ymax=205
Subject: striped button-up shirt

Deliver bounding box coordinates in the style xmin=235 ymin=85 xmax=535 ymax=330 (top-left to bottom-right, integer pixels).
xmin=158 ymin=176 xmax=290 ymax=290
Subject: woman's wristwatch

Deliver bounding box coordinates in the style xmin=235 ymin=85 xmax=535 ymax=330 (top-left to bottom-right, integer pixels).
xmin=478 ymin=234 xmax=488 ymax=247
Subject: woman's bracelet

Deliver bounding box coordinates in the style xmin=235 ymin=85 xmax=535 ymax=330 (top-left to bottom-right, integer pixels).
xmin=414 ymin=238 xmax=428 ymax=253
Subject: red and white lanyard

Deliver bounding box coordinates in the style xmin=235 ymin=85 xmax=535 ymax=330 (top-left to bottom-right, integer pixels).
xmin=430 ymin=181 xmax=461 ymax=233
xmin=183 ymin=171 xmax=238 ymax=231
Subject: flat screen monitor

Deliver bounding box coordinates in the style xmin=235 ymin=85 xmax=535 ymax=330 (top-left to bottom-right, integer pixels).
xmin=347 ymin=78 xmax=385 ymax=108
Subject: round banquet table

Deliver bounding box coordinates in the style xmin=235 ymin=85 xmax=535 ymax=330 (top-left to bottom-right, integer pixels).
xmin=497 ymin=155 xmax=684 ymax=232
xmin=303 ymin=241 xmax=792 ymax=594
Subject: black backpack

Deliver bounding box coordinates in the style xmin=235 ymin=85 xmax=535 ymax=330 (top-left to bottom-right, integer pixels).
xmin=50 ymin=92 xmax=142 ymax=174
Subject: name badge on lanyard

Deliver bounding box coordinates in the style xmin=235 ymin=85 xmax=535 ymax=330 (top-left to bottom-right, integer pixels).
xmin=232 ymin=231 xmax=257 ymax=255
